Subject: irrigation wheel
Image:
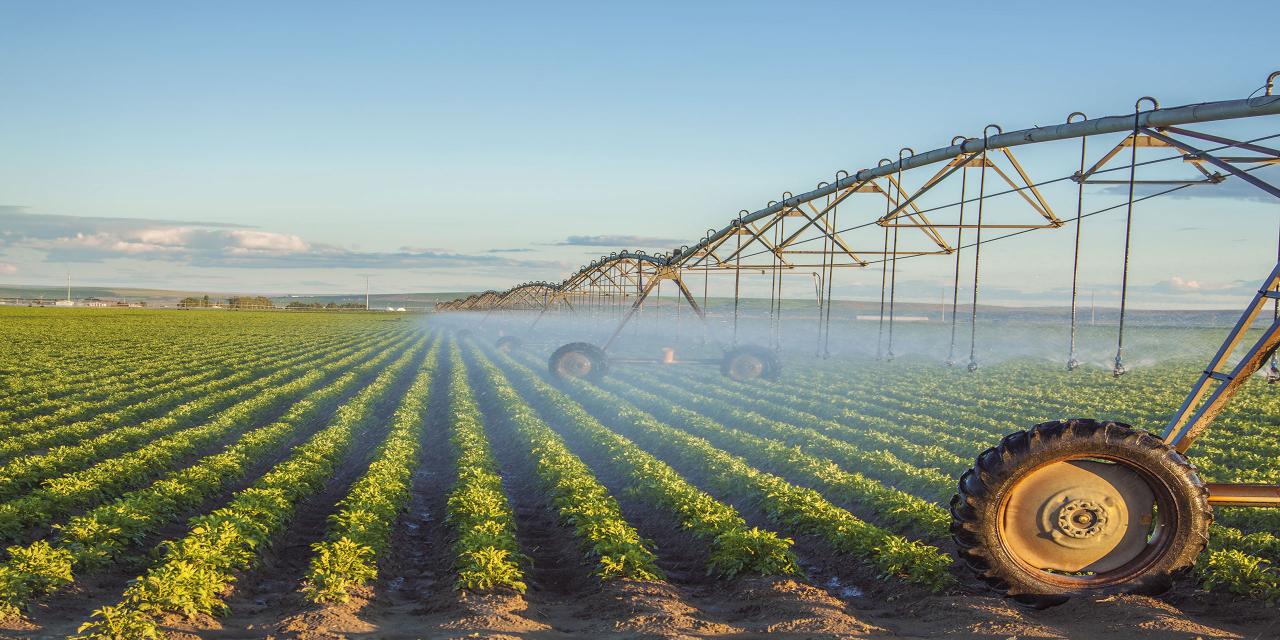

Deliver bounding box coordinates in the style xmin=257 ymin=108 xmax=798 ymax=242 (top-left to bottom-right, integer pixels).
xmin=496 ymin=335 xmax=523 ymax=353
xmin=721 ymin=345 xmax=780 ymax=382
xmin=950 ymin=419 xmax=1210 ymax=607
xmin=548 ymin=342 xmax=608 ymax=382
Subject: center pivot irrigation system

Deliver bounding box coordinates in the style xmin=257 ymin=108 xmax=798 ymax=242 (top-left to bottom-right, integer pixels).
xmin=439 ymin=71 xmax=1280 ymax=604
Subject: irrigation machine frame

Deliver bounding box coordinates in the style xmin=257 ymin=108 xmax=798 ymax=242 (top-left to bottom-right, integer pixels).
xmin=438 ymin=71 xmax=1280 ymax=605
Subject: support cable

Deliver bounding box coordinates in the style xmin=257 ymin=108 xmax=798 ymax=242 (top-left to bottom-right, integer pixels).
xmin=1114 ymin=99 xmax=1156 ymax=377
xmin=733 ymin=212 xmax=744 ymax=345
xmin=969 ymin=126 xmax=1000 ymax=372
xmin=887 ymin=223 xmax=899 ymax=360
xmin=946 ymin=145 xmax=969 ymax=366
xmin=1067 ymin=111 xmax=1088 ymax=371
xmin=887 ymin=149 xmax=911 ymax=360
xmin=702 ymin=257 xmax=709 ymax=346
xmin=877 ymin=161 xmax=891 ymax=360
xmin=772 ymin=208 xmax=786 ymax=351
xmin=823 ymin=170 xmax=847 ymax=358
xmin=816 ymin=183 xmax=832 ymax=357
xmin=877 ymin=223 xmax=889 ymax=359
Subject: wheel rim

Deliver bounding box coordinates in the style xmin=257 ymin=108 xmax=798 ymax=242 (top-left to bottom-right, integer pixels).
xmin=555 ymin=351 xmax=593 ymax=378
xmin=727 ymin=354 xmax=765 ymax=381
xmin=998 ymin=457 xmax=1171 ymax=587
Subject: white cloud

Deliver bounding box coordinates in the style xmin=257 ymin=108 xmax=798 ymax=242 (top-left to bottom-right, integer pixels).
xmin=0 ymin=208 xmax=558 ymax=271
xmin=226 ymin=230 xmax=310 ymax=253
xmin=0 ymin=263 xmax=16 ymax=275
xmin=134 ymin=227 xmax=192 ymax=247
xmin=1159 ymin=276 xmax=1239 ymax=294
xmin=42 ymin=232 xmax=186 ymax=255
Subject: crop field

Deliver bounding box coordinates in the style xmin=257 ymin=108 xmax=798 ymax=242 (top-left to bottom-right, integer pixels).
xmin=0 ymin=307 xmax=1277 ymax=639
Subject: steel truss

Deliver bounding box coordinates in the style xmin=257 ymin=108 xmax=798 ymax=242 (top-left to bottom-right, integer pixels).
xmin=441 ymin=81 xmax=1279 ymax=345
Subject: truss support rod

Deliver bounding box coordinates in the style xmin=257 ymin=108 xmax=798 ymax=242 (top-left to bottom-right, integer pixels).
xmin=603 ymin=281 xmax=655 ymax=352
xmin=671 ymin=274 xmax=707 ymax=320
xmin=1162 ymin=125 xmax=1280 ymax=158
xmin=1139 ymin=127 xmax=1280 ymax=199
xmin=1165 ymin=262 xmax=1280 ymax=451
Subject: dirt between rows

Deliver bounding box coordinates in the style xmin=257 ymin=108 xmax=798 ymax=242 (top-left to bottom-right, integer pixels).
xmin=117 ymin=561 xmax=1276 ymax=639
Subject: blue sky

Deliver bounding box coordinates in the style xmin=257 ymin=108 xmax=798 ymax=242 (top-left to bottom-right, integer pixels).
xmin=1 ymin=1 xmax=1278 ymax=307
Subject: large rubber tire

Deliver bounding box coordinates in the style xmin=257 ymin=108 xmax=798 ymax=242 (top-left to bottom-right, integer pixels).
xmin=950 ymin=419 xmax=1210 ymax=608
xmin=720 ymin=345 xmax=781 ymax=381
xmin=548 ymin=342 xmax=608 ymax=382
xmin=496 ymin=335 xmax=523 ymax=353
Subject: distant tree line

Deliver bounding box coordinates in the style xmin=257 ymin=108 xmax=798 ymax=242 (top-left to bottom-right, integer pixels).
xmin=177 ymin=295 xmax=213 ymax=308
xmin=285 ymin=301 xmax=366 ymax=309
xmin=177 ymin=295 xmax=277 ymax=309
xmin=228 ymin=296 xmax=275 ymax=309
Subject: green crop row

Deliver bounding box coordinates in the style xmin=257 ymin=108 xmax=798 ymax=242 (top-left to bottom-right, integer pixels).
xmin=444 ymin=344 xmax=526 ymax=593
xmin=555 ymin=367 xmax=953 ymax=591
xmin=491 ymin=350 xmax=800 ymax=579
xmin=0 ymin=326 xmax=357 ymax=431
xmin=0 ymin=330 xmax=281 ymax=426
xmin=0 ymin=336 xmax=399 ymax=543
xmin=72 ymin=339 xmax=424 ymax=639
xmin=0 ymin=353 xmax=335 ymax=505
xmin=0 ymin=308 xmax=384 ymax=395
xmin=613 ymin=368 xmax=956 ymax=503
xmin=303 ymin=338 xmax=441 ymax=603
xmin=0 ymin=334 xmax=411 ymax=620
xmin=677 ymin=371 xmax=970 ymax=473
xmin=469 ymin=349 xmax=662 ymax=582
xmin=610 ymin=372 xmax=951 ymax=542
xmin=0 ymin=330 xmax=381 ymax=464
xmin=0 ymin=310 xmax=386 ymax=406
xmin=672 ymin=361 xmax=1280 ymax=601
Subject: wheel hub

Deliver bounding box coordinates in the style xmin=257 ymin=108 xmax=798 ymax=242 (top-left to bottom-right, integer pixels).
xmin=1056 ymin=499 xmax=1109 ymax=539
xmin=728 ymin=354 xmax=764 ymax=380
xmin=556 ymin=352 xmax=592 ymax=378
xmin=1000 ymin=459 xmax=1156 ymax=574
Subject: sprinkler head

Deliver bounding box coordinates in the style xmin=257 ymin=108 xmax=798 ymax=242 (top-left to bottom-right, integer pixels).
xmin=886 ymin=350 xmax=896 ymax=362
xmin=1066 ymin=355 xmax=1080 ymax=371
xmin=966 ymin=359 xmax=979 ymax=373
xmin=1112 ymin=357 xmax=1127 ymax=377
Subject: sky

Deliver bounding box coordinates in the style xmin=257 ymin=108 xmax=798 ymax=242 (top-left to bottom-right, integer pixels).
xmin=1 ymin=1 xmax=1278 ymax=307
